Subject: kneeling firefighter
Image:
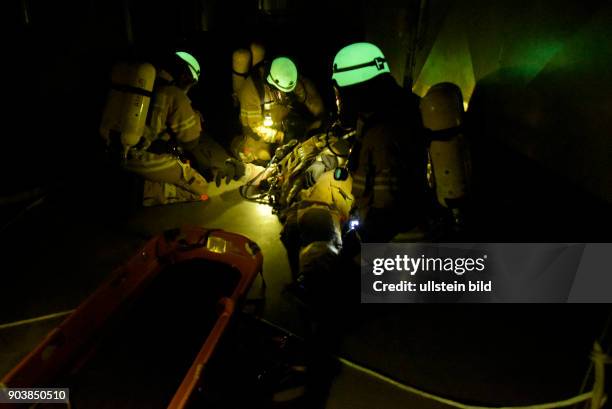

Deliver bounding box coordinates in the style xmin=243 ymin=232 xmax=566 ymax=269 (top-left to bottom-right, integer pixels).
xmin=236 ymin=56 xmax=325 ymax=164
xmin=100 ymin=51 xmax=243 ymax=205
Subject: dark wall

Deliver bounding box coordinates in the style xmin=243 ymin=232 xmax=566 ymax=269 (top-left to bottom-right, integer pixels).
xmin=5 ymin=0 xmax=144 ymax=198
xmin=411 ymin=0 xmax=612 ymax=205
xmin=363 ymin=0 xmax=421 ymax=88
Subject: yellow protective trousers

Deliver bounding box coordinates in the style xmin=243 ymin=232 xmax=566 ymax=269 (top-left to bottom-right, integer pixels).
xmin=124 ymin=150 xmax=209 ymax=206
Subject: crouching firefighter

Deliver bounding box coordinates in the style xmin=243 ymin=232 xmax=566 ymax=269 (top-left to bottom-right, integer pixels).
xmin=235 ymin=56 xmax=325 ymax=164
xmin=100 ymin=51 xmax=242 ymax=205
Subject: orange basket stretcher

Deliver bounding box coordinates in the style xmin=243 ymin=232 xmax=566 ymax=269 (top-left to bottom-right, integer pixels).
xmin=1 ymin=226 xmax=264 ymax=409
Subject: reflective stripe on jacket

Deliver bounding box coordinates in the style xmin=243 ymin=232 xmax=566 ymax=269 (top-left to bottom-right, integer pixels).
xmin=147 ymin=75 xmax=202 ymax=145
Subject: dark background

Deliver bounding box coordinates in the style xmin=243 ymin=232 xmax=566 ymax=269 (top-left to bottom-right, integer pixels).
xmin=3 ymin=0 xmax=611 ymax=240
xmin=1 ymin=0 xmax=611 ymax=406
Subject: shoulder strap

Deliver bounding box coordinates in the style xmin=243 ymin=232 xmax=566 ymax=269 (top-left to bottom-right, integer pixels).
xmin=250 ymin=62 xmax=268 ymax=110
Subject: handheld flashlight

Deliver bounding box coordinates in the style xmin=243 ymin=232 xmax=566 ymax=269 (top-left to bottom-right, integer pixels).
xmin=263 ymin=114 xmax=273 ymax=127
xmin=263 ymin=103 xmax=273 ymax=127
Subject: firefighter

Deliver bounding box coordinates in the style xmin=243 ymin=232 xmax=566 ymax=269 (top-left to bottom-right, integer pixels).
xmin=119 ymin=51 xmax=244 ymax=205
xmin=236 ymin=56 xmax=325 ymax=164
xmin=331 ymin=42 xmax=430 ymax=242
xmin=99 ymin=52 xmax=206 ymax=206
xmin=145 ymin=51 xmax=245 ymax=187
xmin=278 ymin=44 xmax=430 ymax=407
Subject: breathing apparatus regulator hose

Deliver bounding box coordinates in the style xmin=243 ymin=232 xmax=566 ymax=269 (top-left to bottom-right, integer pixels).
xmin=239 ymin=139 xmax=298 ymax=203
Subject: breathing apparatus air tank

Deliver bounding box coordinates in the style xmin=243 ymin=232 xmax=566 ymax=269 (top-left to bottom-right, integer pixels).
xmin=232 ymin=48 xmax=252 ymax=102
xmin=99 ymin=61 xmax=156 ymax=158
xmin=419 ymin=82 xmax=471 ymax=223
xmin=250 ymin=42 xmax=265 ymax=67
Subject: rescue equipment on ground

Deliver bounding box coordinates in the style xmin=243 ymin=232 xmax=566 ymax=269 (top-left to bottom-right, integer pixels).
xmin=240 ymin=126 xmax=355 ymax=224
xmin=420 ymin=82 xmax=472 ymax=224
xmin=99 ymin=61 xmax=156 ymax=158
xmin=1 ymin=226 xmax=264 ymax=409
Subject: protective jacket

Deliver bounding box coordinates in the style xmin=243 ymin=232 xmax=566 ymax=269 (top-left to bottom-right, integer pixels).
xmin=123 ymin=69 xmax=208 ymax=205
xmin=145 ymin=70 xmax=202 ymax=146
xmin=238 ymin=67 xmax=324 ymax=153
xmin=351 ymin=91 xmax=429 ymax=241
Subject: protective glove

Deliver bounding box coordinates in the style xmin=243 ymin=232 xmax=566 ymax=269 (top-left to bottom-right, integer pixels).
xmin=215 ymin=158 xmax=246 ymax=187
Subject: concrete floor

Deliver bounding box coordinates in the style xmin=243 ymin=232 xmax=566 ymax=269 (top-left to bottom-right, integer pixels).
xmin=0 ymin=177 xmax=302 ymax=375
xmin=0 ymin=176 xmax=439 ymax=408
xmin=1 ymin=173 xmax=610 ymax=408
xmin=124 ymin=186 xmax=305 ymax=335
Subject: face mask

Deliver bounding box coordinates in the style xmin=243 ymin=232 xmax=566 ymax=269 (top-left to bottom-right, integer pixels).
xmin=266 ymin=86 xmax=289 ymax=106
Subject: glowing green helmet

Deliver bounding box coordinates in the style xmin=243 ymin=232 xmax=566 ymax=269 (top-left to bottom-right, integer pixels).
xmin=175 ymin=51 xmax=201 ymax=82
xmin=332 ymin=42 xmax=390 ymax=87
xmin=267 ymin=57 xmax=298 ymax=92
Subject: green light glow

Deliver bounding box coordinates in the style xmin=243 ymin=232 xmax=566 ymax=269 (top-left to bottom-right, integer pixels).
xmin=413 ymin=29 xmax=476 ymax=106
xmin=413 ymin=14 xmax=564 ymax=102
xmin=510 ymin=40 xmax=564 ymax=81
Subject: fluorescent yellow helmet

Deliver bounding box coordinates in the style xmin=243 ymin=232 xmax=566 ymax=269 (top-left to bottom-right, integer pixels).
xmin=267 ymin=57 xmax=298 ymax=92
xmin=175 ymin=51 xmax=201 ymax=82
xmin=332 ymin=42 xmax=390 ymax=87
